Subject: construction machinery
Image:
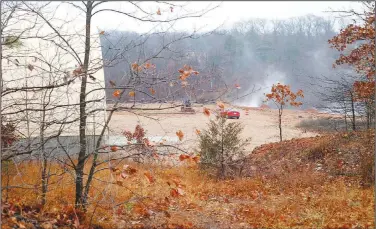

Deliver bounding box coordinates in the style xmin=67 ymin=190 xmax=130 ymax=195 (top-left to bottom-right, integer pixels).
xmin=181 ymin=99 xmax=195 ymax=113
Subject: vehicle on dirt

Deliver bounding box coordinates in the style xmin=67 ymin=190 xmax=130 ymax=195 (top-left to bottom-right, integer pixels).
xmin=181 ymin=99 xmax=195 ymax=113
xmin=220 ymin=108 xmax=240 ymax=119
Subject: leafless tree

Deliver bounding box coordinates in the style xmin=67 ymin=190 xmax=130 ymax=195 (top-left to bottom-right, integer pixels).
xmin=3 ymin=1 xmax=222 ymax=209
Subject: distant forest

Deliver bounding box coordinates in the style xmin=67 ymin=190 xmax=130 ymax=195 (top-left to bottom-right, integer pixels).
xmin=101 ymin=15 xmax=354 ymax=108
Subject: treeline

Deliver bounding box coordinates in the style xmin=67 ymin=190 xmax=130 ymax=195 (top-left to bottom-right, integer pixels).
xmin=101 ymin=15 xmax=344 ymax=107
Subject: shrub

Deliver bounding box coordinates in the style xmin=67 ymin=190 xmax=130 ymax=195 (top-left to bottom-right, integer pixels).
xmin=197 ymin=116 xmax=250 ymax=179
xmin=306 ymin=142 xmax=329 ymax=162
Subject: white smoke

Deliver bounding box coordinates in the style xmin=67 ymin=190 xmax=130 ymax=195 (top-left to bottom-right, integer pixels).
xmin=235 ymin=66 xmax=286 ymax=107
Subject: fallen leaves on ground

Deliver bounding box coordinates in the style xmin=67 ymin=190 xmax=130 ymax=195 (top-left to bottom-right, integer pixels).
xmin=2 ymin=131 xmax=374 ymax=229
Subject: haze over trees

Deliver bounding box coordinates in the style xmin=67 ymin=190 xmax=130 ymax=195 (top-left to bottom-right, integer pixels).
xmin=101 ymin=15 xmax=350 ymax=108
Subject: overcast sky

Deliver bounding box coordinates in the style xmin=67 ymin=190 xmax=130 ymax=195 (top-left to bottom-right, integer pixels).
xmin=89 ymin=1 xmax=364 ymax=33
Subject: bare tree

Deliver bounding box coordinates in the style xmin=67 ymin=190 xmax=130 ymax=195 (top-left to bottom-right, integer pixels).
xmin=309 ymin=72 xmax=369 ymax=131
xmin=8 ymin=1 xmax=222 ymax=209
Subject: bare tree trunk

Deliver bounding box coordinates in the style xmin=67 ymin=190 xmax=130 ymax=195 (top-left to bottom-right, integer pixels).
xmin=76 ymin=1 xmax=92 ymax=209
xmin=343 ymin=100 xmax=348 ymax=131
xmin=0 ymin=1 xmax=3 ymax=219
xmin=350 ymin=92 xmax=356 ymax=131
xmin=40 ymin=106 xmax=48 ymax=205
xmin=278 ymin=107 xmax=283 ymax=142
xmin=368 ymin=99 xmax=372 ymax=129
xmin=41 ymin=152 xmax=48 ymax=205
xmin=368 ymin=102 xmax=371 ymax=129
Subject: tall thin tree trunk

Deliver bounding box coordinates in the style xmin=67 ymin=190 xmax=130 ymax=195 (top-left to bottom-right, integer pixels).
xmin=350 ymin=92 xmax=356 ymax=131
xmin=368 ymin=101 xmax=371 ymax=129
xmin=40 ymin=104 xmax=48 ymax=205
xmin=0 ymin=1 xmax=3 ymax=218
xmin=76 ymin=2 xmax=92 ymax=208
xmin=5 ymin=161 xmax=9 ymax=202
xmin=40 ymin=71 xmax=49 ymax=205
xmin=278 ymin=107 xmax=283 ymax=142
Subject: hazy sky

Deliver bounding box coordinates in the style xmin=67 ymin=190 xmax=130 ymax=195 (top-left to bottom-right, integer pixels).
xmin=89 ymin=1 xmax=364 ymax=33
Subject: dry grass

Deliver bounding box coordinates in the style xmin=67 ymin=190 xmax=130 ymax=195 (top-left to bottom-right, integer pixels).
xmin=2 ymin=154 xmax=374 ymax=229
xmin=296 ymin=117 xmax=370 ymax=133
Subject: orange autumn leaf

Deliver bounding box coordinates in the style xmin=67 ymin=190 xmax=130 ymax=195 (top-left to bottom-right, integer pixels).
xmin=129 ymin=91 xmax=135 ymax=97
xmin=203 ymin=107 xmax=210 ymax=116
xmin=99 ymin=31 xmax=105 ymax=35
xmin=170 ymin=188 xmax=179 ymax=198
xmin=113 ymin=90 xmax=121 ymax=97
xmin=123 ymin=165 xmax=137 ymax=175
xmin=131 ymin=62 xmax=139 ymax=71
xmin=265 ymin=83 xmax=303 ymax=107
xmin=217 ymin=101 xmax=225 ymax=109
xmin=176 ymin=130 xmax=184 ymax=141
xmin=178 ymin=65 xmax=197 ymax=81
xmin=110 ymin=146 xmax=118 ymax=152
xmin=192 ymin=156 xmax=200 ymax=163
xmin=144 ymin=62 xmax=151 ymax=69
xmin=149 ymin=88 xmax=156 ymax=95
xmin=144 ymin=171 xmax=155 ymax=183
xmin=195 ymin=129 xmax=201 ymax=135
xmin=179 ymin=154 xmax=190 ymax=161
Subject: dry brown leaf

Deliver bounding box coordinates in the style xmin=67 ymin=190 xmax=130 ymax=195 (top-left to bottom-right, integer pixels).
xmin=203 ymin=107 xmax=210 ymax=116
xmin=176 ymin=130 xmax=184 ymax=141
xmin=113 ymin=90 xmax=121 ymax=97
xmin=27 ymin=64 xmax=34 ymax=71
xmin=149 ymin=88 xmax=156 ymax=95
xmin=144 ymin=171 xmax=155 ymax=183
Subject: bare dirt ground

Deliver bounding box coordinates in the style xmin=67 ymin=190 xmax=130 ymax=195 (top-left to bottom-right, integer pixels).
xmin=108 ymin=103 xmax=340 ymax=153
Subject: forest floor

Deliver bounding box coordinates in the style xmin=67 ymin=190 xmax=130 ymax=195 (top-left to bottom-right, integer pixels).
xmin=2 ymin=103 xmax=374 ymax=229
